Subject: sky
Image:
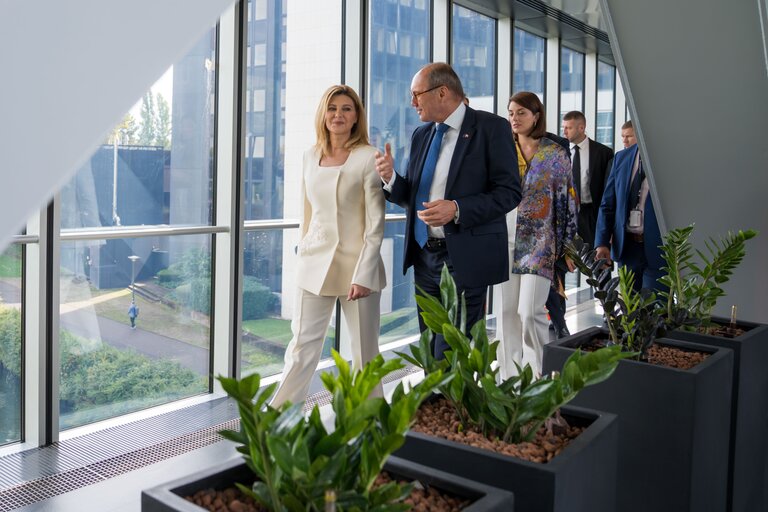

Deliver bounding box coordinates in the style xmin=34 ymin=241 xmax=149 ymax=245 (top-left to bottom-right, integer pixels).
xmin=127 ymin=66 xmax=174 ymax=122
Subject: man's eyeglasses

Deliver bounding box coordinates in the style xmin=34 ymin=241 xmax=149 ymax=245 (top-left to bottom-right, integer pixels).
xmin=410 ymin=85 xmax=442 ymax=101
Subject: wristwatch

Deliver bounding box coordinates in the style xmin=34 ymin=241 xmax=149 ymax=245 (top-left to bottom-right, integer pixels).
xmin=452 ymin=200 xmax=460 ymax=223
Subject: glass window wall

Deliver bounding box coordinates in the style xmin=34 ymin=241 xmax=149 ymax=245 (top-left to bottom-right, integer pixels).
xmin=368 ymin=0 xmax=431 ymax=195
xmin=57 ymin=27 xmax=217 ymax=430
xmin=244 ymin=0 xmax=286 ymax=222
xmin=0 ymin=244 xmax=22 ymax=445
xmin=241 ymin=0 xmax=290 ymax=377
xmin=513 ymin=28 xmax=545 ymax=101
xmin=559 ymin=46 xmax=585 ymax=134
xmin=596 ymin=60 xmax=615 ymax=148
xmin=452 ymin=5 xmax=496 ymax=112
xmin=59 ymin=234 xmax=211 ymax=429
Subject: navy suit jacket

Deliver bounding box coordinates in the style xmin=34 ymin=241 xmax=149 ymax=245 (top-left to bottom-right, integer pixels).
xmin=595 ymin=144 xmax=663 ymax=269
xmin=386 ymin=106 xmax=522 ymax=288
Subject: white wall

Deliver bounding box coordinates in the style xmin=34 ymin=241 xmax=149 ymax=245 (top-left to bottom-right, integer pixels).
xmin=603 ymin=0 xmax=768 ymax=322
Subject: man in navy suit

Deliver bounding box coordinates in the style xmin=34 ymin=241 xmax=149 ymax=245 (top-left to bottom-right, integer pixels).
xmin=375 ymin=62 xmax=521 ymax=358
xmin=595 ymin=143 xmax=664 ymax=292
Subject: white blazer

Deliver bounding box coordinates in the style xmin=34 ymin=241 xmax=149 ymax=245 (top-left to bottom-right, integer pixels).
xmin=296 ymin=145 xmax=386 ymax=296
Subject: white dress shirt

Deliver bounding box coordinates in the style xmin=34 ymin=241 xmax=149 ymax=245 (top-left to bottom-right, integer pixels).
xmin=570 ymin=136 xmax=592 ymax=204
xmin=627 ymin=150 xmax=649 ymax=235
xmin=384 ymin=102 xmax=466 ymax=238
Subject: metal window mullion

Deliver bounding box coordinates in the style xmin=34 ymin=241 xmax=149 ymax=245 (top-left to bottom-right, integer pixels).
xmin=546 ymin=36 xmax=560 ymax=133
xmin=584 ymin=52 xmax=597 ymax=139
xmin=211 ymin=0 xmax=243 ymax=387
xmin=46 ymin=198 xmax=61 ymax=444
xmin=497 ymin=16 xmax=511 ymax=117
xmin=22 ymin=207 xmax=46 ymax=447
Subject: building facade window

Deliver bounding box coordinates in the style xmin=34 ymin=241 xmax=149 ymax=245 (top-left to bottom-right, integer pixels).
xmin=559 ymin=46 xmax=585 ymax=133
xmin=596 ymin=60 xmax=615 ymax=148
xmin=451 ymin=4 xmax=496 ymax=112
xmin=513 ymin=28 xmax=545 ymax=101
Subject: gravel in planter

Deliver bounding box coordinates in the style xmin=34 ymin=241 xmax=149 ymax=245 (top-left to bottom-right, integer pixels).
xmin=412 ymin=397 xmax=584 ymax=464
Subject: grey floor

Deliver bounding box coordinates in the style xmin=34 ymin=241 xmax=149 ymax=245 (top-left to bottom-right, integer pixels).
xmin=0 ymin=300 xmax=604 ymax=512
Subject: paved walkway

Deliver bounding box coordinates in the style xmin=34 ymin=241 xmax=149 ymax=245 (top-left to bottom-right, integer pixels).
xmin=61 ymin=308 xmax=210 ymax=375
xmin=0 ymin=278 xmax=21 ymax=309
xmin=0 ymin=277 xmax=212 ymax=376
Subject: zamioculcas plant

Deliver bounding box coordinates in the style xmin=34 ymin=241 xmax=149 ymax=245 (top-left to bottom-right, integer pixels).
xmin=397 ymin=264 xmax=632 ymax=444
xmin=658 ymin=224 xmax=757 ymax=330
xmin=218 ymin=351 xmax=449 ymax=512
xmin=566 ymin=242 xmax=665 ymax=359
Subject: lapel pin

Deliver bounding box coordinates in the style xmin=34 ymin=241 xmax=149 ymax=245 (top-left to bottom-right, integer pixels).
xmin=462 ymin=133 xmax=470 ymax=138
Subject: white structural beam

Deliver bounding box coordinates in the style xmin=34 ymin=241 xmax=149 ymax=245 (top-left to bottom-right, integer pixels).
xmin=0 ymin=0 xmax=235 ymax=250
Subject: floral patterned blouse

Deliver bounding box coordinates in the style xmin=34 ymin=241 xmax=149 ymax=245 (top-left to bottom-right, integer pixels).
xmin=512 ymin=137 xmax=579 ymax=284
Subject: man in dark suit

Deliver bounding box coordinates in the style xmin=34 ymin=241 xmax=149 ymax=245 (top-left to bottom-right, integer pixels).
xmin=595 ymin=143 xmax=664 ymax=292
xmin=375 ymin=62 xmax=521 ymax=359
xmin=562 ymin=111 xmax=614 ymax=248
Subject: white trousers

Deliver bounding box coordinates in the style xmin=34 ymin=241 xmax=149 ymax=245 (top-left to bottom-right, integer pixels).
xmin=496 ymin=273 xmax=551 ymax=379
xmin=271 ymin=287 xmax=382 ymax=407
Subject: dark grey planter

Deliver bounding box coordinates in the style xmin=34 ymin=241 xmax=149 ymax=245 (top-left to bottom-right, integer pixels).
xmin=668 ymin=317 xmax=768 ymax=512
xmin=394 ymin=404 xmax=618 ymax=512
xmin=543 ymin=326 xmax=734 ymax=512
xmin=142 ymin=455 xmax=515 ymax=511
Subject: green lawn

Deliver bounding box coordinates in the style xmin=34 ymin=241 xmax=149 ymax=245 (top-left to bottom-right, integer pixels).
xmin=242 ymin=318 xmax=292 ymax=346
xmin=241 ymin=343 xmax=285 ymax=377
xmin=94 ymin=294 xmax=210 ymax=348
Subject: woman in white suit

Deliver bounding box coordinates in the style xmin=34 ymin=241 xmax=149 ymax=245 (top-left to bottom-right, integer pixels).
xmin=271 ymin=85 xmax=386 ymax=406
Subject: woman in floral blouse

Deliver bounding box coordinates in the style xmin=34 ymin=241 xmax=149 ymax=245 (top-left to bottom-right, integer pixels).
xmin=497 ymin=91 xmax=578 ymax=377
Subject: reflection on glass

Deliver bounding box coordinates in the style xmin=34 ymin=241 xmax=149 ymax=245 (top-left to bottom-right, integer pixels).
xmin=378 ymin=221 xmax=419 ymax=345
xmin=58 ymin=235 xmax=211 ymax=430
xmin=60 ymin=28 xmax=217 ymax=230
xmin=244 ymin=0 xmax=287 ymax=221
xmin=597 ymin=61 xmax=615 ymax=148
xmin=513 ymin=28 xmax=545 ymax=101
xmin=368 ymin=0 xmax=431 ymax=215
xmin=559 ymin=47 xmax=585 ymax=134
xmin=452 ymin=4 xmax=496 ymax=112
xmin=0 ymin=244 xmax=22 ymax=446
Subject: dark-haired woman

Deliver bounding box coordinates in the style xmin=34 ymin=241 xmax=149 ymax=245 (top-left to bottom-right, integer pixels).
xmin=497 ymin=91 xmax=578 ymax=377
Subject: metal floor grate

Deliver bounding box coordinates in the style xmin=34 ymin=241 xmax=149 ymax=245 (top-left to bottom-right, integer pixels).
xmin=0 ymin=398 xmax=240 ymax=511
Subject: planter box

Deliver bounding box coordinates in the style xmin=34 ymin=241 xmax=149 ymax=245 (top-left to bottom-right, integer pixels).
xmin=394 ymin=404 xmax=618 ymax=512
xmin=142 ymin=455 xmax=515 ymax=511
xmin=668 ymin=317 xmax=768 ymax=512
xmin=543 ymin=326 xmax=733 ymax=512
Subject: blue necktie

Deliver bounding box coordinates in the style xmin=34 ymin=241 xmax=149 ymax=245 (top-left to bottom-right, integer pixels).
xmin=414 ymin=123 xmax=449 ymax=247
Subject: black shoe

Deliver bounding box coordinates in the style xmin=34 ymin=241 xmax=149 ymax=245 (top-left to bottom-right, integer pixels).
xmin=556 ymin=326 xmax=571 ymax=339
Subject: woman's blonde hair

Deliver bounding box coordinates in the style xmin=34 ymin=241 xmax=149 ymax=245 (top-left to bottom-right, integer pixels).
xmin=314 ymin=85 xmax=369 ymax=157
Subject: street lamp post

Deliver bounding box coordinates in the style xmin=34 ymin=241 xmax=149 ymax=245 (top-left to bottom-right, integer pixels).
xmin=128 ymin=255 xmax=140 ymax=302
